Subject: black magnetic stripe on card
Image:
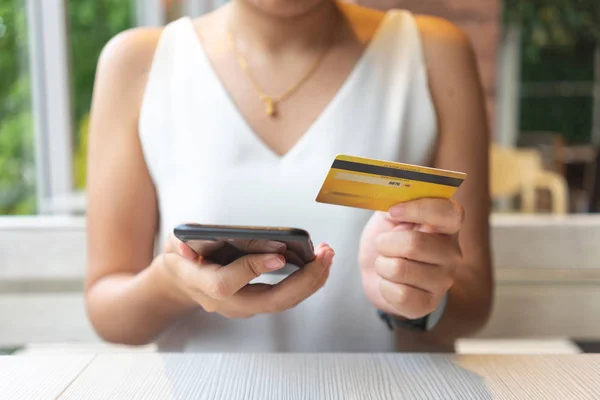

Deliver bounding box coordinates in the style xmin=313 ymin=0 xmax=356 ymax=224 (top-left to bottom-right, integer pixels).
xmin=331 ymin=160 xmax=464 ymax=187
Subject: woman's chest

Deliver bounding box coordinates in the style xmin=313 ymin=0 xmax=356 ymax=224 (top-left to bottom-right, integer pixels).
xmin=156 ymin=94 xmax=414 ymax=234
xmin=194 ymin=19 xmax=377 ymax=158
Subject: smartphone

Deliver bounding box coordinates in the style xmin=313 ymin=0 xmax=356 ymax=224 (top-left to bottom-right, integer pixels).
xmin=173 ymin=224 xmax=315 ymax=269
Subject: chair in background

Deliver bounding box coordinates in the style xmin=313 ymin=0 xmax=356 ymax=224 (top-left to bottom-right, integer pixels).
xmin=518 ymin=131 xmax=600 ymax=213
xmin=559 ymin=145 xmax=599 ymax=213
xmin=490 ymin=144 xmax=569 ymax=214
xmin=517 ymin=131 xmax=566 ymax=175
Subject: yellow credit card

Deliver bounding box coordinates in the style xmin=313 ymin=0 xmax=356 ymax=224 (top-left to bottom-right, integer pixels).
xmin=315 ymin=154 xmax=466 ymax=212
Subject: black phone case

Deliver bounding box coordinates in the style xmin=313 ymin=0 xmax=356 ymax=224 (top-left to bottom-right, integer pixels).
xmin=173 ymin=224 xmax=315 ymax=268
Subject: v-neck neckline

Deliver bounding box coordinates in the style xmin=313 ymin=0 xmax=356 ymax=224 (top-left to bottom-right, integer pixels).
xmin=182 ymin=10 xmax=395 ymax=162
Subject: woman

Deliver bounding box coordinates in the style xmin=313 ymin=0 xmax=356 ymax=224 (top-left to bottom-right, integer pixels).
xmin=85 ymin=0 xmax=492 ymax=352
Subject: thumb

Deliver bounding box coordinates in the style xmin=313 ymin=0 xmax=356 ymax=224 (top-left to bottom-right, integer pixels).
xmin=178 ymin=241 xmax=198 ymax=261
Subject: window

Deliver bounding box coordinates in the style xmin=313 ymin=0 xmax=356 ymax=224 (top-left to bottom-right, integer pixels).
xmin=520 ymin=38 xmax=596 ymax=145
xmin=68 ymin=0 xmax=204 ymax=197
xmin=0 ymin=0 xmax=36 ymax=215
xmin=0 ymin=0 xmax=219 ymax=216
xmin=67 ymin=0 xmax=134 ymax=192
xmin=500 ymin=1 xmax=600 ymax=213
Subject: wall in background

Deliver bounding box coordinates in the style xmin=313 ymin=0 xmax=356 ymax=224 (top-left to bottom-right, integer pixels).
xmin=358 ymin=0 xmax=501 ymax=131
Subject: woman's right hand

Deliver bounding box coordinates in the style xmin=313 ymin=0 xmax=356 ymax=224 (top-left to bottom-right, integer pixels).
xmin=158 ymin=233 xmax=335 ymax=318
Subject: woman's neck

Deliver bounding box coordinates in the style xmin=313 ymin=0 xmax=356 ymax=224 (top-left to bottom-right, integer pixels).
xmin=228 ymin=0 xmax=345 ymax=54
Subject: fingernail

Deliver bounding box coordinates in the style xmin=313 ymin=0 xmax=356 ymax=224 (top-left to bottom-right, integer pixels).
xmin=324 ymin=250 xmax=335 ymax=266
xmin=179 ymin=243 xmax=194 ymax=260
xmin=264 ymin=255 xmax=285 ymax=270
xmin=389 ymin=204 xmax=405 ymax=217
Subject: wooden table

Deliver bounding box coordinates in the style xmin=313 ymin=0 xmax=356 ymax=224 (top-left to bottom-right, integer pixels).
xmin=1 ymin=354 xmax=599 ymax=399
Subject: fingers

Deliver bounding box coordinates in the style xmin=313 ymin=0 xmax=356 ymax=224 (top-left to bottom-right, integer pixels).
xmin=177 ymin=240 xmax=199 ymax=261
xmin=375 ymin=230 xmax=461 ymax=265
xmin=375 ymin=256 xmax=453 ymax=294
xmin=166 ymin=233 xmax=287 ymax=261
xmin=163 ymin=232 xmax=203 ymax=262
xmin=388 ymin=198 xmax=464 ymax=235
xmin=163 ymin=237 xmax=334 ymax=317
xmin=162 ymin=251 xmax=285 ymax=299
xmin=201 ymin=253 xmax=288 ymax=299
xmin=282 ymin=249 xmax=305 ymax=267
xmin=231 ymin=239 xmax=286 ymax=254
xmin=379 ymin=279 xmax=438 ymax=320
xmin=232 ymin=245 xmax=335 ymax=314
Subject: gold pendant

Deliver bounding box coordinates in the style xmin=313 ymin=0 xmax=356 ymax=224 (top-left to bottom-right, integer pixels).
xmin=264 ymin=97 xmax=276 ymax=117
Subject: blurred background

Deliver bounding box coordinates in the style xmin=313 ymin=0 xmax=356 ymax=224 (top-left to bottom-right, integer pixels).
xmin=1 ymin=0 xmax=599 ymax=355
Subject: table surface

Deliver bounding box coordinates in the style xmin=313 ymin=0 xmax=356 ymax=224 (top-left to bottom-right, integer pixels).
xmin=1 ymin=353 xmax=599 ymax=400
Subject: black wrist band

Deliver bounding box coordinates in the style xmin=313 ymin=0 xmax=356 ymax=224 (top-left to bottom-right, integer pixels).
xmin=377 ymin=292 xmax=448 ymax=332
xmin=377 ymin=310 xmax=428 ymax=331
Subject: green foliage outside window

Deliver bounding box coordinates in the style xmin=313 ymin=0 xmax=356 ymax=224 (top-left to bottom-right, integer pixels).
xmin=504 ymin=0 xmax=599 ymax=145
xmin=504 ymin=0 xmax=600 ymax=61
xmin=0 ymin=1 xmax=35 ymax=215
xmin=69 ymin=0 xmax=133 ymax=189
xmin=0 ymin=0 xmax=132 ymax=215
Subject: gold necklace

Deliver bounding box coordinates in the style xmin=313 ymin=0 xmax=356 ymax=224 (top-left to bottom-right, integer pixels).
xmin=228 ymin=22 xmax=336 ymax=117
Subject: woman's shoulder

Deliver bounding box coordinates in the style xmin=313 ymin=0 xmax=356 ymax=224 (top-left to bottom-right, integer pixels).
xmin=97 ymin=26 xmax=165 ymax=82
xmin=339 ymin=2 xmax=387 ymax=45
xmin=411 ymin=14 xmax=477 ymax=87
xmin=413 ymin=14 xmax=471 ymax=51
xmin=91 ymin=27 xmax=169 ymax=134
xmin=341 ymin=3 xmax=471 ymax=53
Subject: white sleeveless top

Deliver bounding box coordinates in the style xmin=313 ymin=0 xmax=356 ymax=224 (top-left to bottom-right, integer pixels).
xmin=139 ymin=9 xmax=437 ymax=352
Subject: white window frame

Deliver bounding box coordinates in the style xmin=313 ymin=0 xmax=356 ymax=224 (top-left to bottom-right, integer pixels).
xmin=134 ymin=0 xmax=165 ymax=27
xmin=183 ymin=0 xmax=224 ymax=18
xmin=183 ymin=0 xmax=211 ymax=18
xmin=495 ymin=24 xmax=522 ymax=147
xmin=26 ymin=0 xmax=74 ymax=215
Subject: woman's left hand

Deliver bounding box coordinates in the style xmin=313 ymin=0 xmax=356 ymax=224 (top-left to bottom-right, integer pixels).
xmin=359 ymin=198 xmax=465 ymax=320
